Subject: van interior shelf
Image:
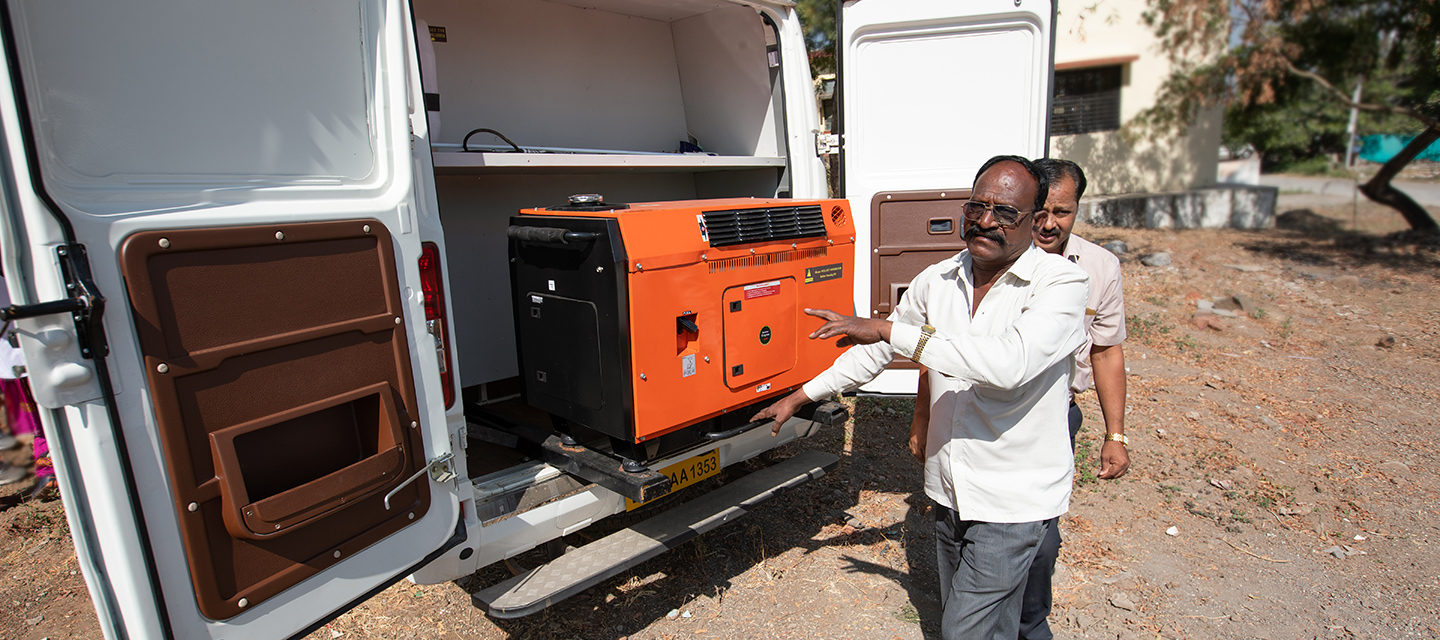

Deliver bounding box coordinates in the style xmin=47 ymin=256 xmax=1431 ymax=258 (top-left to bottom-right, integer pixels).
xmin=431 ymin=151 xmax=786 ymax=175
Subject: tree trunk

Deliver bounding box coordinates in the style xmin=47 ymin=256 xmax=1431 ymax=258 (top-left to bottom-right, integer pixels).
xmin=1359 ymin=125 xmax=1440 ymax=232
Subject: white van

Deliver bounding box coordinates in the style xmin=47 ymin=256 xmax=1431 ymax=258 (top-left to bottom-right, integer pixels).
xmin=0 ymin=0 xmax=1055 ymax=637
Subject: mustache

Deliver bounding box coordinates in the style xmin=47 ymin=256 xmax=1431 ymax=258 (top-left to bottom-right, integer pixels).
xmin=964 ymin=226 xmax=1006 ymax=244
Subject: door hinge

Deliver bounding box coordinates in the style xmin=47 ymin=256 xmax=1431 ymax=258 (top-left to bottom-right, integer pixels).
xmin=384 ymin=451 xmax=455 ymax=510
xmin=814 ymin=131 xmax=840 ymax=156
xmin=0 ymin=244 xmax=108 ymax=360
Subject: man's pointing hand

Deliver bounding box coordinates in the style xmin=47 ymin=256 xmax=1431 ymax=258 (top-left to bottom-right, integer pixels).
xmin=805 ymin=308 xmax=892 ymax=347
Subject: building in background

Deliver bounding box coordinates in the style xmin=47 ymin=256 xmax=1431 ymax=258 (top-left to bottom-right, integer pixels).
xmin=1048 ymin=1 xmax=1222 ymax=195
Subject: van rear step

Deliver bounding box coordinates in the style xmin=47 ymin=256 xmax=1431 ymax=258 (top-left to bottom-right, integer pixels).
xmin=473 ymin=448 xmax=840 ymax=618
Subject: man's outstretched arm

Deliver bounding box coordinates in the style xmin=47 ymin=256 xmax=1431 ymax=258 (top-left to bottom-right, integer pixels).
xmin=753 ymin=308 xmax=894 ymax=435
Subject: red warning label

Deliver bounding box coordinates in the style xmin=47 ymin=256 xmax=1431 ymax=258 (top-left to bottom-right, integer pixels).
xmin=744 ymin=280 xmax=782 ymax=299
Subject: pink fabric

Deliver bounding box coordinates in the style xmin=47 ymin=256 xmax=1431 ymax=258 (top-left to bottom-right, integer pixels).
xmin=1 ymin=377 xmax=48 ymax=478
xmin=1 ymin=377 xmax=36 ymax=436
xmin=31 ymin=430 xmax=50 ymax=479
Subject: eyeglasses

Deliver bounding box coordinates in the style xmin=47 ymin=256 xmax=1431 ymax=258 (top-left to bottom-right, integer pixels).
xmin=962 ymin=200 xmax=1033 ymax=229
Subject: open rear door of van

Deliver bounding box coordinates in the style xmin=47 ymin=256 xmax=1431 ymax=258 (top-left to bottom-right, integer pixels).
xmin=0 ymin=1 xmax=460 ymax=638
xmin=838 ymin=0 xmax=1055 ymax=393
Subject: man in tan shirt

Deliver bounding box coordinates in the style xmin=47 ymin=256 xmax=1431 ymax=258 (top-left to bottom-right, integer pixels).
xmin=910 ymin=158 xmax=1129 ymax=639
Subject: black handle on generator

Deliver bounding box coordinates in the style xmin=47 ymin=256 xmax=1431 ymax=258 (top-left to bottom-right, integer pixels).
xmin=506 ymin=225 xmax=601 ymax=245
xmin=704 ymin=400 xmax=849 ymax=441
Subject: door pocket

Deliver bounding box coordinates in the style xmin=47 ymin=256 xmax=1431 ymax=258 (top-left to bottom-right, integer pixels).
xmin=209 ymin=383 xmax=407 ymax=540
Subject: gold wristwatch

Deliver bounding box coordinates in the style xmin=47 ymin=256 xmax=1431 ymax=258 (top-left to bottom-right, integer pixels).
xmin=911 ymin=324 xmax=936 ymax=362
xmin=1106 ymin=433 xmax=1129 ymax=446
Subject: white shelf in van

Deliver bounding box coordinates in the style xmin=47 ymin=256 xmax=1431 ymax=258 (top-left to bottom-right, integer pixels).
xmin=431 ymin=152 xmax=786 ymax=175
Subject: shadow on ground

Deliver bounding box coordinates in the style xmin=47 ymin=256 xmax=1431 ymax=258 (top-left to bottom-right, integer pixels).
xmin=464 ymin=396 xmax=936 ymax=639
xmin=1238 ymin=208 xmax=1440 ymax=273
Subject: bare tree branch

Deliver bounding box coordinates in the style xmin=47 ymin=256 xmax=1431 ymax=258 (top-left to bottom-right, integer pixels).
xmin=1359 ymin=125 xmax=1440 ymax=233
xmin=1283 ymin=60 xmax=1440 ymax=129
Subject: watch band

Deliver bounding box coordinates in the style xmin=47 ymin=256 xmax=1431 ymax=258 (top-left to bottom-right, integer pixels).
xmin=911 ymin=324 xmax=936 ymax=362
xmin=1106 ymin=432 xmax=1129 ymax=446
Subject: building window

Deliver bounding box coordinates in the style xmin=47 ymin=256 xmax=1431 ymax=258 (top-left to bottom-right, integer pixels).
xmin=1051 ymin=65 xmax=1122 ymax=135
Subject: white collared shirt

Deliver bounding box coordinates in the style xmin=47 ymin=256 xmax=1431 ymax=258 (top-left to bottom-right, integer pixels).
xmin=802 ymin=245 xmax=1089 ymax=523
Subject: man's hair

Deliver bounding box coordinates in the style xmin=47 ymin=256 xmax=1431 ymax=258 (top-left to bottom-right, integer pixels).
xmin=973 ymin=155 xmax=1048 ymax=212
xmin=1034 ymin=158 xmax=1087 ymax=200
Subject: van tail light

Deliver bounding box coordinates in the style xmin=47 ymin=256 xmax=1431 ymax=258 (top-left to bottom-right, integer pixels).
xmin=419 ymin=242 xmax=455 ymax=408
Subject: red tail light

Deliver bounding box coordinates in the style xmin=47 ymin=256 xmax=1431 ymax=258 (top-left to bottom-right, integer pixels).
xmin=419 ymin=242 xmax=455 ymax=408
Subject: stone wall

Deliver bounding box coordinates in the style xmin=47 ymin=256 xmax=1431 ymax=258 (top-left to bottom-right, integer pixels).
xmin=1079 ymin=185 xmax=1278 ymax=229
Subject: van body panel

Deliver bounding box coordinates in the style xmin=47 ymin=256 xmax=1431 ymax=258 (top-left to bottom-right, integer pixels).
xmin=0 ymin=0 xmax=460 ymax=637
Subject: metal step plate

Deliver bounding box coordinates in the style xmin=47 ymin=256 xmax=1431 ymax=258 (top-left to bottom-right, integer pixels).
xmin=473 ymin=448 xmax=840 ymax=618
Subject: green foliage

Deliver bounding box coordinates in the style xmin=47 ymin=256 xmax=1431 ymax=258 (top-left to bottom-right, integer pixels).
xmin=1277 ymin=317 xmax=1295 ymax=345
xmin=894 ymin=604 xmax=922 ymax=624
xmin=1126 ymin=313 xmax=1172 ymax=344
xmin=795 ymin=0 xmax=837 ymax=77
xmin=1280 ymin=156 xmax=1355 ymax=176
xmin=1158 ymin=483 xmax=1182 ymax=502
xmin=1222 ymin=82 xmax=1352 ymax=171
xmin=1135 ymin=0 xmax=1440 ymax=145
xmin=1174 ymin=334 xmax=1199 ymax=353
xmin=1074 ymin=435 xmax=1098 ymax=487
xmin=1220 ymin=43 xmax=1423 ymax=172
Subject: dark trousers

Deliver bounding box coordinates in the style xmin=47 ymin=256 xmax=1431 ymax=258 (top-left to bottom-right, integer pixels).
xmin=1018 ymin=401 xmax=1082 ymax=640
xmin=935 ymin=508 xmax=1050 ymax=640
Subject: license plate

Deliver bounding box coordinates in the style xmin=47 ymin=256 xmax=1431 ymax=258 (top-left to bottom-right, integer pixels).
xmin=626 ymin=448 xmax=720 ymax=510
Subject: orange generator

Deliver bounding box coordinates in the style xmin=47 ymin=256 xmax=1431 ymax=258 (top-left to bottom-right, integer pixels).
xmin=508 ymin=195 xmax=855 ymax=461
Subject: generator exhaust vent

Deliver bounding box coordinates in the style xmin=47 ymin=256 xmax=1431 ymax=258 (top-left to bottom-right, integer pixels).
xmin=703 ymin=206 xmax=826 ymax=247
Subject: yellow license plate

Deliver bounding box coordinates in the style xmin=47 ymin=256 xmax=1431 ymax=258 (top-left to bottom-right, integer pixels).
xmin=626 ymin=448 xmax=720 ymax=510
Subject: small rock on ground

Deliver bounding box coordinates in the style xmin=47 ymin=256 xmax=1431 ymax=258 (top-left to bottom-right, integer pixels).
xmin=1214 ymin=296 xmax=1242 ymax=311
xmin=1141 ymin=252 xmax=1172 ymax=267
xmin=1378 ymin=461 xmax=1411 ymax=479
xmin=1234 ymin=293 xmax=1260 ymax=316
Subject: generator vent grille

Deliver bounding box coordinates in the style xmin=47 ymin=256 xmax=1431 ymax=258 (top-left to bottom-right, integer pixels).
xmin=707 ymin=247 xmax=828 ymax=273
xmin=703 ymin=205 xmax=826 ymax=247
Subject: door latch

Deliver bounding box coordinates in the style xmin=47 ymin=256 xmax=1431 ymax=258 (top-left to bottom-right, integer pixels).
xmin=384 ymin=451 xmax=455 ymax=510
xmin=814 ymin=131 xmax=840 ymax=156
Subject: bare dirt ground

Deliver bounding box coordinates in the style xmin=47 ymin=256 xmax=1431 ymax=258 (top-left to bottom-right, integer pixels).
xmin=2 ymin=195 xmax=1439 ymax=640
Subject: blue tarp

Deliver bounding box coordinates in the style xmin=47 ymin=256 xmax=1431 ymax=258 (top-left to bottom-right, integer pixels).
xmin=1359 ymin=134 xmax=1440 ymax=163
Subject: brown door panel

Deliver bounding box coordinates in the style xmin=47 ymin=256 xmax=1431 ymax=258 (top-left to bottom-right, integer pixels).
xmin=119 ymin=220 xmax=430 ymax=620
xmin=869 ymin=189 xmax=971 ymax=318
xmin=871 ymin=191 xmax=971 ymax=371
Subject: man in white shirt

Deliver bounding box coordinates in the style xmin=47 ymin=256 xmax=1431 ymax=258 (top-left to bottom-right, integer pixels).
xmin=911 ymin=159 xmax=1130 ymax=638
xmin=754 ymin=156 xmax=1089 ymax=639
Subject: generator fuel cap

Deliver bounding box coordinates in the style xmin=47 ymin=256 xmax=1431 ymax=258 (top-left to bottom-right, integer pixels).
xmin=547 ymin=193 xmax=630 ymax=212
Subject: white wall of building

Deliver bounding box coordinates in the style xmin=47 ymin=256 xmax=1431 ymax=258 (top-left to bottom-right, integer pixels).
xmin=1047 ymin=0 xmax=1221 ymax=195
